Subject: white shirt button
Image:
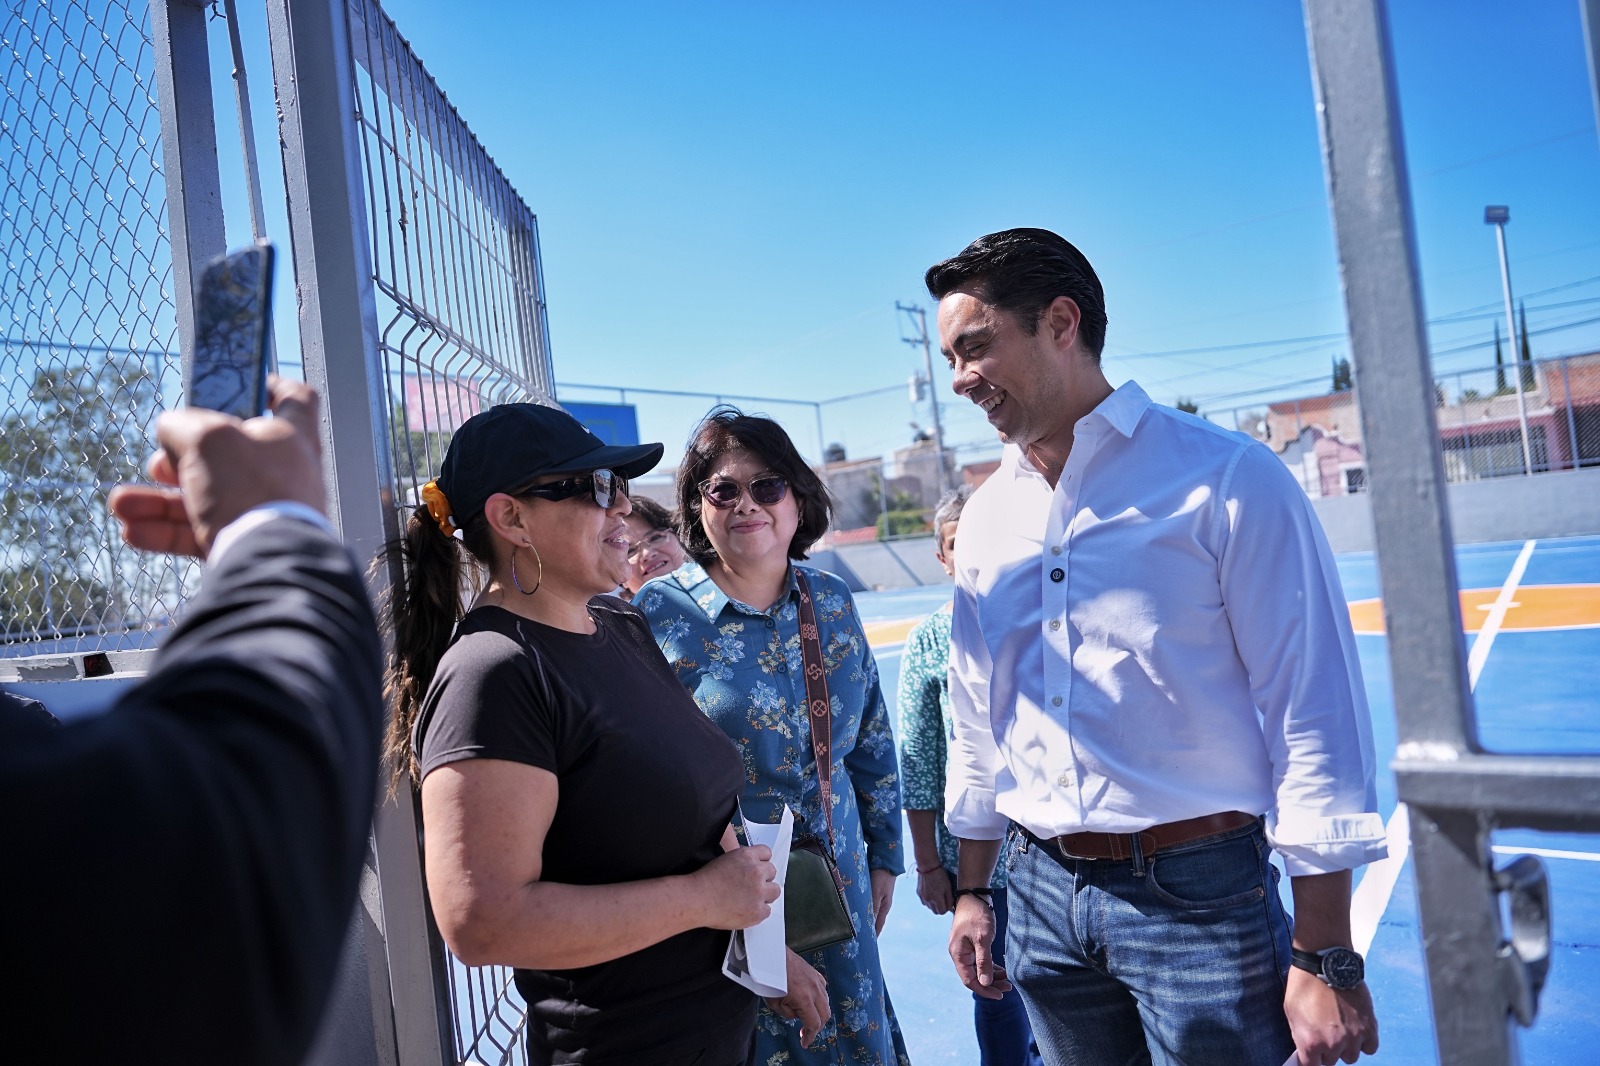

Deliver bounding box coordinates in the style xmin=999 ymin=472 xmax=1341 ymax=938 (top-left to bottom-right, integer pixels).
xmin=1051 ymin=545 xmax=1062 ymax=555
xmin=1051 ymin=695 xmax=1063 ymax=707
xmin=1049 ymin=619 xmax=1062 ymax=631
xmin=1057 ymin=772 xmax=1072 ymax=787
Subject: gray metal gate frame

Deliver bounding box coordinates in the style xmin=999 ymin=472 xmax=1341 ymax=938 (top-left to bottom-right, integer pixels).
xmin=149 ymin=0 xmax=535 ymax=1061
xmin=1303 ymin=2 xmax=1600 ymax=1062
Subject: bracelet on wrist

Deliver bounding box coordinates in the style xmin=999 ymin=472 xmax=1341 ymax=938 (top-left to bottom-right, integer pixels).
xmin=916 ymin=863 xmax=944 ymax=875
xmin=955 ymin=887 xmax=994 ymax=906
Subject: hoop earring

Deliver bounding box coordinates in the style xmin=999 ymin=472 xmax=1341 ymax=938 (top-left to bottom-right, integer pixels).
xmin=510 ymin=541 xmax=543 ymax=596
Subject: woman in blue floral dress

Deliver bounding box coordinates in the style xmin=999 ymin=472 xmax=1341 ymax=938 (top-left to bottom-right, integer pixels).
xmin=636 ymin=407 xmax=911 ymax=1066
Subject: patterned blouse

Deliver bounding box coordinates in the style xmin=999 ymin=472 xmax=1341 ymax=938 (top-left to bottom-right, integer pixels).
xmin=636 ymin=560 xmax=911 ymax=1066
xmin=896 ymin=602 xmax=1006 ymax=888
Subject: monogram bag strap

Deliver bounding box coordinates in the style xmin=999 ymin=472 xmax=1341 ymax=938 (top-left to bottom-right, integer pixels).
xmin=794 ymin=571 xmax=835 ymax=849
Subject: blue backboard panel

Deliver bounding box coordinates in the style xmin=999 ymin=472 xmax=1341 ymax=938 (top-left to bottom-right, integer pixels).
xmin=562 ymin=400 xmax=641 ymax=447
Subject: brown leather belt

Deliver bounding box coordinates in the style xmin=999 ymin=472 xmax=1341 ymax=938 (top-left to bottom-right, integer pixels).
xmin=1030 ymin=810 xmax=1259 ymax=861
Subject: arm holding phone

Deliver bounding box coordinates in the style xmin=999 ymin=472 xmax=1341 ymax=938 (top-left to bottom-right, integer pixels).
xmin=3 ymin=379 xmax=384 ymax=1065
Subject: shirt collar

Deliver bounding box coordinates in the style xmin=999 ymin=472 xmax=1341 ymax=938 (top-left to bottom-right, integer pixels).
xmin=1095 ymin=379 xmax=1152 ymax=438
xmin=999 ymin=378 xmax=1152 ymax=480
xmin=676 ymin=559 xmax=800 ymax=621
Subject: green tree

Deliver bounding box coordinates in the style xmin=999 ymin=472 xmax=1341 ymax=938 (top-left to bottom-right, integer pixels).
xmin=1493 ymin=321 xmax=1509 ymax=394
xmin=1331 ymin=357 xmax=1353 ymax=392
xmin=0 ymin=359 xmax=161 ymax=637
xmin=875 ymin=510 xmax=929 ymax=539
xmin=1517 ymin=301 xmax=1534 ymax=391
xmin=1175 ymin=397 xmax=1199 ymax=414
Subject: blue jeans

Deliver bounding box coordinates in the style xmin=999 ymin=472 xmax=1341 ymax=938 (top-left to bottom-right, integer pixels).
xmin=1003 ymin=819 xmax=1294 ymax=1066
xmin=952 ymin=874 xmax=1044 ymax=1066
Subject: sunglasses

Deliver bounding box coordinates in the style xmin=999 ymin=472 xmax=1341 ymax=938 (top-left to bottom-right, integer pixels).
xmin=698 ymin=473 xmax=788 ymax=509
xmin=516 ymin=468 xmax=627 ymax=509
xmin=625 ymin=527 xmax=677 ymax=563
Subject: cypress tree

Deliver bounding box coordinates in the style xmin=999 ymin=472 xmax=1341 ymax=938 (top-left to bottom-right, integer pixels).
xmin=1494 ymin=320 xmax=1506 ymax=393
xmin=1518 ymin=301 xmax=1534 ymax=390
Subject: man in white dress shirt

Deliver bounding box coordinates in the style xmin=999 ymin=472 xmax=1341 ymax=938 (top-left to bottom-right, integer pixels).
xmin=926 ymin=228 xmax=1385 ymax=1066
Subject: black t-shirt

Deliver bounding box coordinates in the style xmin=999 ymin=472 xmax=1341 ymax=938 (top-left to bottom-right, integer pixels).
xmin=415 ymin=597 xmax=755 ymax=1065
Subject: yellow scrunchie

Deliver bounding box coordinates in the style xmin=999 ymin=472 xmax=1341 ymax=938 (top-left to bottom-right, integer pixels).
xmin=420 ymin=480 xmax=457 ymax=538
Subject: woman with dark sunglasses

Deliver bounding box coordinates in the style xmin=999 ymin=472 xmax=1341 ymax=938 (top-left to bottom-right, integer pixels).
xmin=381 ymin=403 xmax=779 ymax=1066
xmin=634 ymin=406 xmax=911 ymax=1066
xmin=620 ymin=496 xmax=687 ymax=599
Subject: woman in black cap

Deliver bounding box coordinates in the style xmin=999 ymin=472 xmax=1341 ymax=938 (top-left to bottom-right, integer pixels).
xmin=382 ymin=402 xmax=778 ymax=1066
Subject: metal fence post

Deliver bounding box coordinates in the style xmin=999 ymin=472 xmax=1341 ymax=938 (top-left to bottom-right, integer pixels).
xmin=1302 ymin=1 xmax=1513 ymax=1061
xmin=264 ymin=0 xmax=453 ymax=1063
xmin=149 ymin=0 xmax=226 ymax=380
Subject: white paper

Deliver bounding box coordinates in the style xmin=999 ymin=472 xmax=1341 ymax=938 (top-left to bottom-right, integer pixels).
xmin=721 ymin=805 xmax=794 ymax=997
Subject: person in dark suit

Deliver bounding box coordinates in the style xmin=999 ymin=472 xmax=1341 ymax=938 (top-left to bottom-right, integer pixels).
xmin=1 ymin=379 xmax=383 ymax=1065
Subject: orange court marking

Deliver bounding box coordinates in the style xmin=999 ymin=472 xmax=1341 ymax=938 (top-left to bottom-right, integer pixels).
xmin=864 ymin=618 xmax=920 ymax=648
xmin=1346 ymin=584 xmax=1600 ymax=635
xmin=866 ymin=584 xmax=1600 ymax=648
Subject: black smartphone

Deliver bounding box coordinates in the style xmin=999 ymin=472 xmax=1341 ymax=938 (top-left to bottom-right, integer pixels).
xmin=187 ymin=239 xmax=275 ymax=418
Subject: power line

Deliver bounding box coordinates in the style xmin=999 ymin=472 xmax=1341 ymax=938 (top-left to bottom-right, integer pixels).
xmin=1190 ymin=314 xmax=1600 ymax=409
xmin=1119 ymin=281 xmax=1600 ymax=362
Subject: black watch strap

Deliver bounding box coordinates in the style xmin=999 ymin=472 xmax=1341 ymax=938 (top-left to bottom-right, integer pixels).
xmin=1290 ymin=948 xmax=1324 ymax=974
xmin=954 ymin=887 xmax=993 ymax=906
xmin=1291 ymin=946 xmax=1365 ymax=990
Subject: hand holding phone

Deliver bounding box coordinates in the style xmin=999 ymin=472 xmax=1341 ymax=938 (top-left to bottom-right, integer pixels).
xmin=112 ymin=377 xmax=326 ymax=558
xmin=188 ymin=240 xmax=275 ymax=418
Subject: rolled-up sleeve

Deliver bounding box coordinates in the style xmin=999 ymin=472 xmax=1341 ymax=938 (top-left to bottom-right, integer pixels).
xmin=945 ymin=557 xmax=1009 ymax=841
xmin=1219 ymin=445 xmax=1387 ymax=876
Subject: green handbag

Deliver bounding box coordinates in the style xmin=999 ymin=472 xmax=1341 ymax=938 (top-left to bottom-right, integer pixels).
xmin=784 ymin=572 xmax=857 ymax=955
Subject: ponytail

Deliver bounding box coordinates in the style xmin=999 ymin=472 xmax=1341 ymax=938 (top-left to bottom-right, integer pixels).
xmin=378 ymin=503 xmax=492 ymax=794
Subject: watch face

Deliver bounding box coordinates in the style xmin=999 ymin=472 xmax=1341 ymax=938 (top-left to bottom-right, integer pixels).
xmin=1322 ymin=948 xmax=1365 ymax=990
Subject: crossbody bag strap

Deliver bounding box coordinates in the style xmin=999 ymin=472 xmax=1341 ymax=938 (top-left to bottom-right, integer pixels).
xmin=794 ymin=570 xmax=835 ymax=850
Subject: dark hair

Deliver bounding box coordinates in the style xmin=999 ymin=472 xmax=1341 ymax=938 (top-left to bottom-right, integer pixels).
xmin=676 ymin=405 xmax=831 ymax=566
xmin=924 ymin=227 xmax=1108 ymax=362
xmin=377 ymin=505 xmax=498 ymax=793
xmin=627 ymin=495 xmax=674 ymax=532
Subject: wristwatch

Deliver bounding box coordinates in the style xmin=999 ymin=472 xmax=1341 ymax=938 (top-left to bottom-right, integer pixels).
xmin=1291 ymin=946 xmax=1365 ymax=990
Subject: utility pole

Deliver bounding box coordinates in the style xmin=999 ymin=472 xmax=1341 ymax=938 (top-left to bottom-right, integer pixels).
xmin=895 ymin=301 xmax=951 ymax=498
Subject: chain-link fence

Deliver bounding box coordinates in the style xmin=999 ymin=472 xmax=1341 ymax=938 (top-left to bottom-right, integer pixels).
xmin=0 ymin=0 xmax=195 ymax=651
xmin=1204 ymin=350 xmax=1600 ymax=497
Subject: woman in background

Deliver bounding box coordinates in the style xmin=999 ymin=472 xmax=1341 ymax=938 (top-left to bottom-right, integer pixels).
xmin=636 ymin=406 xmax=911 ymax=1066
xmin=382 ymin=403 xmax=778 ymax=1066
xmin=899 ymin=485 xmax=1041 ymax=1066
xmin=620 ymin=495 xmax=686 ymax=599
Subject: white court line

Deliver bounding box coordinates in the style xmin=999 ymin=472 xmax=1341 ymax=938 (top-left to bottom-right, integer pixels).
xmin=1465 ymin=538 xmax=1537 ymax=688
xmin=1282 ymin=537 xmax=1542 ymax=1064
xmin=1350 ymin=807 xmax=1412 ymax=957
xmin=1492 ymin=844 xmax=1600 ymax=863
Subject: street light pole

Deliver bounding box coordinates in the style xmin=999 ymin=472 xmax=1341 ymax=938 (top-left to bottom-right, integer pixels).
xmin=1484 ymin=205 xmax=1534 ymax=475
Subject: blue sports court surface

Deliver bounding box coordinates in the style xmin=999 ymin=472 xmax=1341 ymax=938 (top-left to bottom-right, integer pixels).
xmin=858 ymin=535 xmax=1600 ymax=1063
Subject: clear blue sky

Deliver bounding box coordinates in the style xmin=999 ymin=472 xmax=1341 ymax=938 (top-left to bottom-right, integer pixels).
xmin=311 ymin=1 xmax=1600 ymax=465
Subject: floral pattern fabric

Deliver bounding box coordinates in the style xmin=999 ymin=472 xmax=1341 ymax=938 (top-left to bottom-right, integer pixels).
xmin=636 ymin=560 xmax=911 ymax=1066
xmin=895 ymin=604 xmax=1007 ymax=889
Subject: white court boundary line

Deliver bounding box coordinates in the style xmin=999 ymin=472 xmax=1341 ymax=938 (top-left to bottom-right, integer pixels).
xmin=1491 ymin=844 xmax=1600 ymax=863
xmin=1465 ymin=539 xmax=1537 ymax=688
xmin=1279 ymin=540 xmax=1541 ymax=1064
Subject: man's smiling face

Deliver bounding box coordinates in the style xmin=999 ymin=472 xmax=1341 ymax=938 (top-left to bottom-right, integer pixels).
xmin=938 ymin=285 xmax=1074 ymax=450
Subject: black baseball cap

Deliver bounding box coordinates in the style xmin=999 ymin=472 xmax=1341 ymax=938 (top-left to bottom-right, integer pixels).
xmin=435 ymin=403 xmax=664 ymax=528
